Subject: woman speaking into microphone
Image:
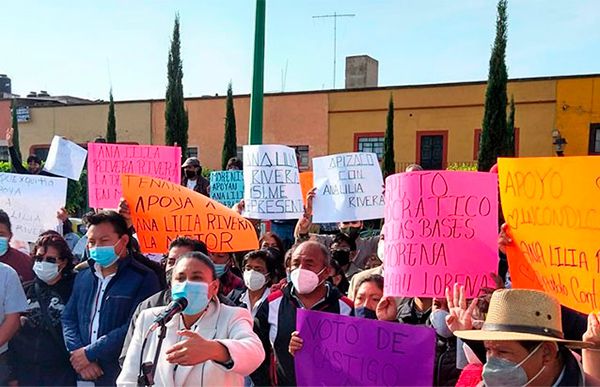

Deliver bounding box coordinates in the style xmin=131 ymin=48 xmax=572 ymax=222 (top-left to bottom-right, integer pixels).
xmin=117 ymin=252 xmax=265 ymax=386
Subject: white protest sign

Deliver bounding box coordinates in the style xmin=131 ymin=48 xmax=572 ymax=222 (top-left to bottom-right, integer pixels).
xmin=0 ymin=173 xmax=68 ymax=242
xmin=242 ymin=144 xmax=304 ymax=220
xmin=43 ymin=136 xmax=88 ymax=180
xmin=312 ymin=152 xmax=384 ymax=223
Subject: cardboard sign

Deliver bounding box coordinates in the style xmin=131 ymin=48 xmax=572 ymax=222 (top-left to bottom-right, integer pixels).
xmin=498 ymin=156 xmax=600 ymax=314
xmin=43 ymin=136 xmax=88 ymax=180
xmin=299 ymin=171 xmax=313 ymax=206
xmin=88 ymin=143 xmax=181 ymax=209
xmin=210 ymin=170 xmax=244 ymax=208
xmin=0 ymin=173 xmax=67 ymax=242
xmin=312 ymin=152 xmax=384 ymax=223
xmin=295 ymin=309 xmax=435 ymax=386
xmin=384 ymin=171 xmax=498 ymax=298
xmin=242 ymin=145 xmax=304 ymax=220
xmin=121 ymin=174 xmax=258 ymax=254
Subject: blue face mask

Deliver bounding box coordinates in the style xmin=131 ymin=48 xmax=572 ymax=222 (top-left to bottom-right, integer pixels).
xmin=0 ymin=237 xmax=8 ymax=256
xmin=172 ymin=281 xmax=211 ymax=315
xmin=214 ymin=263 xmax=227 ymax=278
xmin=429 ymin=309 xmax=454 ymax=338
xmin=89 ymin=239 xmax=122 ymax=268
xmin=355 ymin=307 xmax=377 ymax=319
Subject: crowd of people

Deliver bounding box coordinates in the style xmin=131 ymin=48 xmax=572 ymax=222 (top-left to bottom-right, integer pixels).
xmin=1 ymin=132 xmax=600 ymax=387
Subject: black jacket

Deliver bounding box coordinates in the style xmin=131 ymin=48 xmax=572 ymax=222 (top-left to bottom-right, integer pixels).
xmin=253 ymin=283 xmax=354 ymax=386
xmin=9 ymin=273 xmax=77 ymax=386
xmin=8 ymin=146 xmax=55 ymax=176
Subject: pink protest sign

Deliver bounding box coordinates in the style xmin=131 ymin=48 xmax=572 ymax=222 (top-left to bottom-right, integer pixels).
xmin=295 ymin=309 xmax=435 ymax=386
xmin=87 ymin=143 xmax=181 ymax=209
xmin=384 ymin=171 xmax=498 ymax=298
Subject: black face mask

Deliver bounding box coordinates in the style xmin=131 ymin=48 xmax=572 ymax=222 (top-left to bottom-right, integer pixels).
xmin=332 ymin=250 xmax=351 ymax=267
xmin=355 ymin=306 xmax=377 ymax=319
xmin=185 ymin=170 xmax=197 ymax=179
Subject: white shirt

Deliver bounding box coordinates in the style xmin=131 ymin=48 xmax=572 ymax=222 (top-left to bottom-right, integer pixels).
xmin=186 ymin=179 xmax=196 ymax=190
xmin=240 ymin=288 xmax=270 ymax=318
xmin=90 ymin=264 xmax=116 ymax=343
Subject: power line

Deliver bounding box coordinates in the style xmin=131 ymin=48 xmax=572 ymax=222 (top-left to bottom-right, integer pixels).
xmin=313 ymin=12 xmax=355 ymax=89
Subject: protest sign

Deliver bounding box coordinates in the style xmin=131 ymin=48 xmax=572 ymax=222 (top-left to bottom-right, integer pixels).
xmin=242 ymin=145 xmax=304 ymax=220
xmin=384 ymin=171 xmax=498 ymax=299
xmin=299 ymin=171 xmax=313 ymax=205
xmin=498 ymin=156 xmax=600 ymax=314
xmin=0 ymin=173 xmax=67 ymax=242
xmin=43 ymin=136 xmax=87 ymax=180
xmin=210 ymin=170 xmax=244 ymax=208
xmin=295 ymin=309 xmax=435 ymax=386
xmin=312 ymin=152 xmax=384 ymax=223
xmin=121 ymin=174 xmax=258 ymax=254
xmin=88 ymin=143 xmax=181 ymax=209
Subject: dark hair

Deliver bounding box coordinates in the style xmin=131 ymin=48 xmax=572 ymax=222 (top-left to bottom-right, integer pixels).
xmin=178 ymin=251 xmax=216 ymax=280
xmin=83 ymin=210 xmax=129 ymax=237
xmin=33 ymin=234 xmax=75 ymax=272
xmin=27 ymin=155 xmax=41 ymax=164
xmin=332 ymin=233 xmax=357 ymax=252
xmin=259 ymin=232 xmax=285 ymax=253
xmin=356 ymin=274 xmax=384 ymax=293
xmin=329 ymin=259 xmax=349 ymax=295
xmin=169 ymin=237 xmax=208 ymax=255
xmin=62 ymin=219 xmax=73 ymax=235
xmin=285 ymin=243 xmax=300 ymax=269
xmin=226 ymin=157 xmax=243 ymax=170
xmin=243 ymin=250 xmax=277 ymax=283
xmin=0 ymin=210 xmax=11 ymax=233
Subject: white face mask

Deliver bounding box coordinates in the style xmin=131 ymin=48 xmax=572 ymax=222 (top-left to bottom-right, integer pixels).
xmin=33 ymin=261 xmax=60 ymax=284
xmin=290 ymin=267 xmax=326 ymax=295
xmin=244 ymin=270 xmax=267 ymax=291
xmin=377 ymin=239 xmax=385 ymax=262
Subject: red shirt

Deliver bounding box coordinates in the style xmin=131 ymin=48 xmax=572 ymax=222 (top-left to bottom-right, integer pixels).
xmin=0 ymin=247 xmax=34 ymax=282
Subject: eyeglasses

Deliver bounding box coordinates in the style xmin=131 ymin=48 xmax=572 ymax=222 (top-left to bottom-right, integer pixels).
xmin=33 ymin=255 xmax=59 ymax=264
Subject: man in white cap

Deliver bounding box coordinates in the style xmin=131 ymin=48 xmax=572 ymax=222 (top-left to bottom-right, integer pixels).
xmin=181 ymin=157 xmax=210 ymax=196
xmin=448 ymin=285 xmax=598 ymax=386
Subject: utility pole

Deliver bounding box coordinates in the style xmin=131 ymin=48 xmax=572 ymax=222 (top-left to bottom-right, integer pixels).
xmin=249 ymin=0 xmax=266 ymax=145
xmin=313 ymin=12 xmax=355 ymax=89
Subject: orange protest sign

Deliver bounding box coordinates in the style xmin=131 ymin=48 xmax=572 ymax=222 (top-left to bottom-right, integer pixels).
xmin=498 ymin=156 xmax=600 ymax=314
xmin=299 ymin=171 xmax=314 ymax=205
xmin=121 ymin=174 xmax=259 ymax=254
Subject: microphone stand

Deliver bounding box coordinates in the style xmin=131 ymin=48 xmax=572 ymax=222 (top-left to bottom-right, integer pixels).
xmin=138 ymin=322 xmax=168 ymax=386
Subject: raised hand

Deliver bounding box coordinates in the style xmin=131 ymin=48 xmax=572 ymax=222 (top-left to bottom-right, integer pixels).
xmin=445 ymin=284 xmax=478 ymax=332
xmin=5 ymin=128 xmax=14 ymax=147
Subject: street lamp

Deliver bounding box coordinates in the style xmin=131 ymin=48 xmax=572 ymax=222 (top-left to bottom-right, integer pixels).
xmin=551 ymin=129 xmax=567 ymax=157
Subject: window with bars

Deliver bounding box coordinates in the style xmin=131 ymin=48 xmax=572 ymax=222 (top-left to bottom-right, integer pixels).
xmin=289 ymin=145 xmax=309 ymax=170
xmin=589 ymin=124 xmax=600 ymax=155
xmin=186 ymin=147 xmax=198 ymax=158
xmin=354 ymin=133 xmax=385 ymax=160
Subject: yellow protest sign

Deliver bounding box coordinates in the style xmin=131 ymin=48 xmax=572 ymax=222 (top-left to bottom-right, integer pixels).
xmin=121 ymin=174 xmax=259 ymax=254
xmin=498 ymin=156 xmax=600 ymax=314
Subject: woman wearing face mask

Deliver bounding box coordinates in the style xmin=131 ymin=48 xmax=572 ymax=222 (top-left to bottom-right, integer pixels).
xmin=118 ymin=252 xmax=265 ymax=386
xmin=209 ymin=252 xmax=245 ymax=296
xmin=228 ymin=250 xmax=276 ymax=317
xmin=8 ymin=233 xmax=77 ymax=386
xmin=354 ymin=275 xmax=383 ymax=319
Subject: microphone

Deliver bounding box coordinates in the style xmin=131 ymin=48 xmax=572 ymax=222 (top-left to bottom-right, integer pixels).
xmin=149 ymin=297 xmax=188 ymax=332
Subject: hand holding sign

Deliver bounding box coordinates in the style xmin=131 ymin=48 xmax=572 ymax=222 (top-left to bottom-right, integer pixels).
xmin=121 ymin=174 xmax=258 ymax=254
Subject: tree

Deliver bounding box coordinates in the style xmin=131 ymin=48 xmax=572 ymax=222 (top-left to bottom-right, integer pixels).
xmin=106 ymin=88 xmax=117 ymax=143
xmin=478 ymin=0 xmax=509 ymax=172
xmin=504 ymin=94 xmax=516 ymax=157
xmin=221 ymin=82 xmax=238 ymax=170
xmin=382 ymin=94 xmax=396 ymax=178
xmin=164 ymin=14 xmax=189 ymax=161
xmin=10 ymin=99 xmax=22 ymax=162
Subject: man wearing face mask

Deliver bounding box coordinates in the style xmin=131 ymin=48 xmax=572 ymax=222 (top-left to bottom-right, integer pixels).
xmin=61 ymin=211 xmax=160 ymax=386
xmin=452 ymin=288 xmax=597 ymax=386
xmin=0 ymin=210 xmax=34 ymax=282
xmin=252 ymin=241 xmax=354 ymax=386
xmin=181 ymin=157 xmax=210 ymax=197
xmin=330 ymin=233 xmax=361 ymax=281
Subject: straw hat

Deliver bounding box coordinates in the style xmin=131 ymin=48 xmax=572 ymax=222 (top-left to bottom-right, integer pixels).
xmin=454 ymin=289 xmax=591 ymax=348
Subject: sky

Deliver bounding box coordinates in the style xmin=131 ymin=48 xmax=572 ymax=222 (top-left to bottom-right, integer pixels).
xmin=1 ymin=0 xmax=599 ymax=101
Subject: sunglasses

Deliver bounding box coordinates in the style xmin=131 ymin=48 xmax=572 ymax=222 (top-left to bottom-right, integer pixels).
xmin=33 ymin=255 xmax=59 ymax=264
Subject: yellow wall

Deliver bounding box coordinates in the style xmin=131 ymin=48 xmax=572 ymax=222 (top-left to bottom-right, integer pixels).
xmin=328 ymin=79 xmax=557 ymax=168
xmin=555 ymin=76 xmax=600 ymax=155
xmin=17 ymin=101 xmax=152 ymax=155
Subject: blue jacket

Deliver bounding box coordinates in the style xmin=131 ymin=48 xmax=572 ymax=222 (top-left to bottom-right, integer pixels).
xmin=62 ymin=256 xmax=160 ymax=385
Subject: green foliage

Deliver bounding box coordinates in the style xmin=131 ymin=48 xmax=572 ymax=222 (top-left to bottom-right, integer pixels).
xmin=478 ymin=0 xmax=509 ymax=172
xmin=10 ymin=100 xmax=22 ymax=162
xmin=447 ymin=162 xmax=478 ymax=171
xmin=382 ymin=94 xmax=396 ymax=178
xmin=106 ymin=89 xmax=117 ymax=143
xmin=222 ymin=82 xmax=238 ymax=170
xmin=165 ymin=14 xmax=189 ymax=163
xmin=504 ymin=94 xmax=516 ymax=157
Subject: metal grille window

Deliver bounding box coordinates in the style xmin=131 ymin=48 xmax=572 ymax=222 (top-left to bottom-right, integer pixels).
xmin=357 ymin=136 xmax=384 ymax=159
xmin=186 ymin=147 xmax=198 ymax=158
xmin=289 ymin=145 xmax=309 ymax=170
